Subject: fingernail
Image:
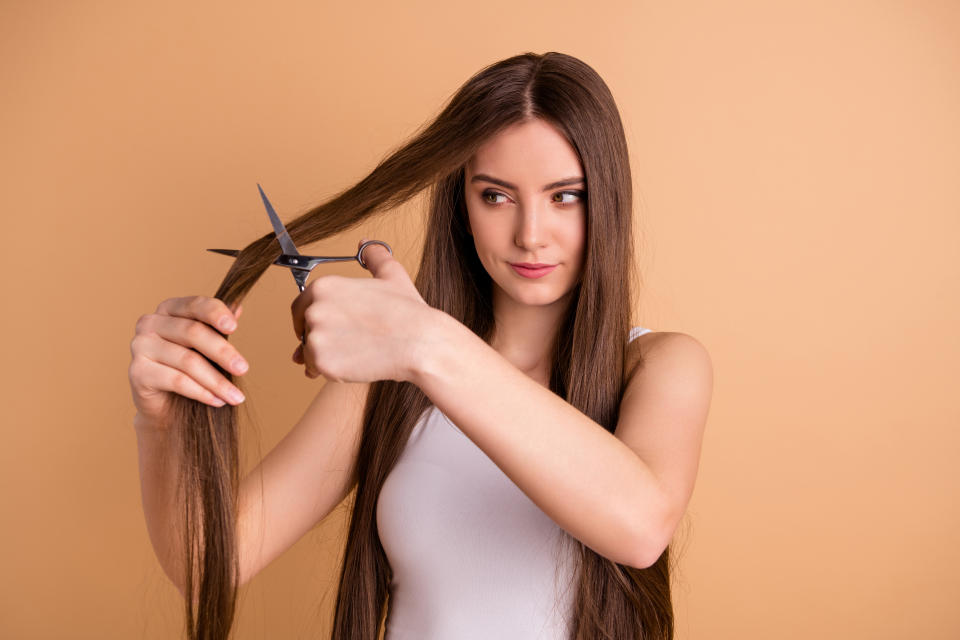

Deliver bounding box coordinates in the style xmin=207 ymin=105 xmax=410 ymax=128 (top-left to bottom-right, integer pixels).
xmin=228 ymin=388 xmax=245 ymax=403
xmin=232 ymin=357 xmax=248 ymax=373
xmin=219 ymin=316 xmax=236 ymax=331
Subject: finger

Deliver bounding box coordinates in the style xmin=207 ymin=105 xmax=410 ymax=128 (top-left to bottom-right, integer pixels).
xmin=291 ymin=344 xmax=318 ymax=374
xmin=358 ymin=240 xmax=423 ymax=303
xmin=300 ymin=336 xmax=321 ymax=378
xmin=157 ymin=296 xmax=239 ymax=335
xmin=290 ymin=287 xmax=315 ymax=343
xmin=137 ymin=334 xmax=246 ymax=405
xmin=290 ymin=279 xmax=334 ymax=343
xmin=148 ymin=314 xmax=250 ymax=377
xmin=132 ymin=355 xmax=228 ymax=407
xmin=357 ymin=239 xmax=399 ymax=280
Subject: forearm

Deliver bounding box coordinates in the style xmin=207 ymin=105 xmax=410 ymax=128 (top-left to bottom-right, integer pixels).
xmin=134 ymin=416 xmax=189 ymax=596
xmin=410 ymin=312 xmax=666 ymax=568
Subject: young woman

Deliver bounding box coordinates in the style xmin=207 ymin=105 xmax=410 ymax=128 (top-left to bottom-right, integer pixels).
xmin=129 ymin=51 xmax=713 ymax=640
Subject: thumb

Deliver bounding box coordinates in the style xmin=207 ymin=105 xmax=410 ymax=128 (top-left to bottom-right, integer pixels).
xmin=358 ymin=238 xmax=401 ymax=281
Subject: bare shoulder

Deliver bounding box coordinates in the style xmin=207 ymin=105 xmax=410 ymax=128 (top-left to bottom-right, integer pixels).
xmin=625 ymin=330 xmax=712 ymax=381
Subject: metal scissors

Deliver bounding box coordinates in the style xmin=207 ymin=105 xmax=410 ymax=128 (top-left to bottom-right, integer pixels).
xmin=207 ymin=183 xmax=393 ymax=343
xmin=207 ymin=183 xmax=393 ymax=293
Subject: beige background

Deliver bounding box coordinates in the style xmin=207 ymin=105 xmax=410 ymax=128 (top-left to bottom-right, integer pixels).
xmin=1 ymin=1 xmax=957 ymax=638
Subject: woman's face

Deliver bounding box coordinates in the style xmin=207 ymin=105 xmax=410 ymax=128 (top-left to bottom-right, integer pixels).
xmin=463 ymin=118 xmax=587 ymax=310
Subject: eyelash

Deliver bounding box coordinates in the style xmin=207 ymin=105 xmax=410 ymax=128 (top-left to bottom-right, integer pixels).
xmin=480 ymin=189 xmax=585 ymax=206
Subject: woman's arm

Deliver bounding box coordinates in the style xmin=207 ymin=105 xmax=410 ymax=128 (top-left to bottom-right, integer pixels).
xmin=134 ymin=417 xmax=190 ymax=597
xmin=410 ymin=312 xmax=713 ymax=569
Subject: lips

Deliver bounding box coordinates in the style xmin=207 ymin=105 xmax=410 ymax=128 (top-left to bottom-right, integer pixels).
xmin=510 ymin=263 xmax=557 ymax=279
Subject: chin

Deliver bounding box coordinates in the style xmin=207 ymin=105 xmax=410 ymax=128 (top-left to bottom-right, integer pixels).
xmin=501 ymin=281 xmax=572 ymax=307
xmin=514 ymin=292 xmax=559 ymax=306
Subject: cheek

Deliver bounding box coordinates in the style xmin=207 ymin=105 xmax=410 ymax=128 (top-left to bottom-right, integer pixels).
xmin=464 ymin=199 xmax=496 ymax=242
xmin=472 ymin=229 xmax=500 ymax=262
xmin=560 ymin=217 xmax=587 ymax=260
xmin=465 ymin=209 xmax=503 ymax=248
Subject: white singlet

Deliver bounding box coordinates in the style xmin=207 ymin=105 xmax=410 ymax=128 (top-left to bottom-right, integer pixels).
xmin=376 ymin=326 xmax=653 ymax=639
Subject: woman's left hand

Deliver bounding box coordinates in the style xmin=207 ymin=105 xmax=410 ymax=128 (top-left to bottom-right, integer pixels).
xmin=290 ymin=238 xmax=436 ymax=384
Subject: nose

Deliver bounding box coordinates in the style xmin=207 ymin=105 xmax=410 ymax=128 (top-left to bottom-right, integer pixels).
xmin=514 ymin=200 xmax=548 ymax=250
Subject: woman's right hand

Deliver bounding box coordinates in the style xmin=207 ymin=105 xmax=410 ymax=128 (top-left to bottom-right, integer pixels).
xmin=128 ymin=296 xmax=250 ymax=431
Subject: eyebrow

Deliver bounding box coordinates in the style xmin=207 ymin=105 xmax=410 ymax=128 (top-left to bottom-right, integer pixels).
xmin=470 ymin=173 xmax=585 ymax=192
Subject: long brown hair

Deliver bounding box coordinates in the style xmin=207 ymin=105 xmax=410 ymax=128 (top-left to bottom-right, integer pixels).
xmin=168 ymin=50 xmax=674 ymax=639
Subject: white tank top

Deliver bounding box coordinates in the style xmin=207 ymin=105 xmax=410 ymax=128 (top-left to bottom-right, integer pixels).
xmin=377 ymin=326 xmax=653 ymax=639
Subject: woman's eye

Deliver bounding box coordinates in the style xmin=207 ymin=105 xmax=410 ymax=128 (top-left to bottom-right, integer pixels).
xmin=481 ymin=190 xmax=508 ymax=205
xmin=553 ymin=190 xmax=585 ymax=204
xmin=481 ymin=189 xmax=584 ymax=206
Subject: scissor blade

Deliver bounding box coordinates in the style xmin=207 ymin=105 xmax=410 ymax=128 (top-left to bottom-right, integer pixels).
xmin=209 ymin=248 xmax=311 ymax=272
xmin=257 ymin=183 xmax=300 ymax=257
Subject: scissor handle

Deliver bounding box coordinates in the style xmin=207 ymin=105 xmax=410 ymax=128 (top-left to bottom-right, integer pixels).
xmin=356 ymin=240 xmax=393 ymax=270
xmin=209 ymin=240 xmax=394 ymax=295
xmin=276 ymin=241 xmax=393 ymax=272
xmin=276 ymin=254 xmax=355 ymax=271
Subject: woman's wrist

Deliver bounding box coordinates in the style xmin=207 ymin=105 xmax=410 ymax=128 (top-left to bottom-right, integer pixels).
xmin=133 ymin=411 xmax=172 ymax=434
xmin=406 ymin=307 xmax=458 ymax=387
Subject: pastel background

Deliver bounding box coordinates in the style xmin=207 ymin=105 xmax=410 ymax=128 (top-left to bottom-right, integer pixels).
xmin=1 ymin=1 xmax=957 ymax=638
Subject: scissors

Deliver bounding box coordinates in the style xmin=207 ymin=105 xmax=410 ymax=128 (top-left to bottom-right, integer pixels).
xmin=207 ymin=183 xmax=393 ymax=342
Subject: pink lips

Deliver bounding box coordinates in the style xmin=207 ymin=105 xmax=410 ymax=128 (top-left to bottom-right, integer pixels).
xmin=510 ymin=263 xmax=557 ymax=278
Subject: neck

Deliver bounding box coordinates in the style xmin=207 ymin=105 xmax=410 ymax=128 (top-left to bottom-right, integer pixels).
xmin=488 ymin=286 xmax=571 ymax=386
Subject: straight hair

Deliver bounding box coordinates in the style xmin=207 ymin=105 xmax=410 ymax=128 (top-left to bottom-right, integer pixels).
xmin=168 ymin=50 xmax=675 ymax=639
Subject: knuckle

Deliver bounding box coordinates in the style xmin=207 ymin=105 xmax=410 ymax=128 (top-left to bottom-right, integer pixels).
xmin=310 ymin=276 xmax=336 ymax=293
xmin=218 ymin=342 xmax=237 ymax=363
xmin=129 ymin=333 xmax=146 ymax=355
xmin=176 ymin=348 xmax=203 ymax=371
xmin=184 ymin=321 xmax=206 ymax=341
xmin=204 ymin=298 xmax=220 ymax=320
xmin=135 ymin=313 xmax=153 ymax=334
xmin=187 ymin=296 xmax=205 ymax=315
xmin=303 ymin=304 xmax=321 ymax=325
xmin=170 ymin=371 xmax=191 ymax=394
xmin=127 ymin=356 xmax=145 ymax=380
